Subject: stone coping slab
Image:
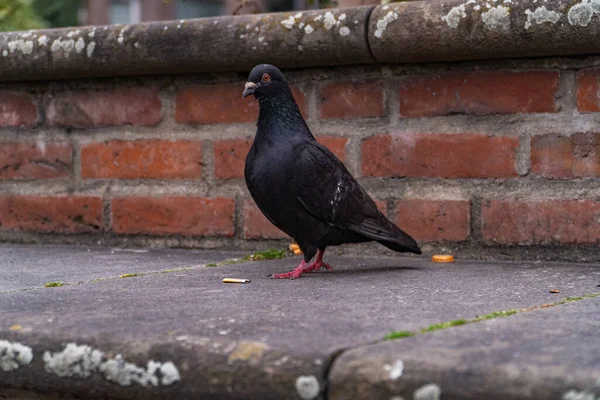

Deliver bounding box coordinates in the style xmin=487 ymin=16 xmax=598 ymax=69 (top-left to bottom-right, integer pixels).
xmin=1 ymin=0 xmax=600 ymax=81
xmin=0 ymin=245 xmax=598 ymax=398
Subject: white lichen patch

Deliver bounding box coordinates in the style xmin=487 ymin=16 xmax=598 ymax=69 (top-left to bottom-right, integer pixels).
xmin=0 ymin=340 xmax=33 ymax=371
xmin=562 ymin=390 xmax=598 ymax=400
xmin=100 ymin=356 xmax=180 ymax=387
xmin=38 ymin=34 xmax=49 ymax=46
xmin=7 ymin=39 xmax=34 ymax=55
xmin=339 ymin=13 xmax=346 ymax=21
xmin=43 ymin=343 xmax=180 ymax=387
xmin=86 ymin=41 xmax=96 ymax=57
xmin=298 ymin=45 xmax=304 ymax=51
xmin=51 ymin=38 xmax=75 ymax=53
xmin=314 ymin=14 xmax=323 ymax=22
xmin=525 ymin=6 xmax=560 ymax=29
xmin=323 ymin=11 xmax=337 ymax=29
xmin=375 ymin=11 xmax=399 ymax=38
xmin=2 ymin=50 xmax=7 ymax=57
xmin=66 ymin=29 xmax=81 ymax=38
xmin=339 ymin=26 xmax=350 ymax=36
xmin=75 ymin=37 xmax=85 ymax=53
xmin=281 ymin=15 xmax=296 ymax=29
xmin=88 ymin=28 xmax=96 ymax=38
xmin=295 ymin=375 xmax=320 ymax=400
xmin=43 ymin=343 xmax=103 ymax=378
xmin=481 ymin=5 xmax=510 ymax=29
xmin=383 ymin=360 xmax=404 ymax=380
xmin=567 ymin=0 xmax=600 ymax=26
xmin=304 ymin=24 xmax=314 ymax=34
xmin=442 ymin=4 xmax=467 ymax=28
xmin=414 ymin=383 xmax=441 ymax=400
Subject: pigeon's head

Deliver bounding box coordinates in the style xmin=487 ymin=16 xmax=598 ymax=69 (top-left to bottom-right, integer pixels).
xmin=242 ymin=64 xmax=287 ymax=99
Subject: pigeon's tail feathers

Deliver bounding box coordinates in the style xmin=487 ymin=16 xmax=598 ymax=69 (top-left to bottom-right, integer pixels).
xmin=350 ymin=213 xmax=422 ymax=255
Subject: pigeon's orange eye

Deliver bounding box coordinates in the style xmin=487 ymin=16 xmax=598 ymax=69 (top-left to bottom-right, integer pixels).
xmin=262 ymin=73 xmax=271 ymax=83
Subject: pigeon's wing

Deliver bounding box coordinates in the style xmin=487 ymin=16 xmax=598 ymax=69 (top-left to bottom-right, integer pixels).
xmin=293 ymin=141 xmax=420 ymax=252
xmin=293 ymin=140 xmax=377 ymax=228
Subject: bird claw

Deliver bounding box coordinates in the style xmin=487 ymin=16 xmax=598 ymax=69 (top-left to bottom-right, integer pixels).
xmin=270 ymin=258 xmax=334 ymax=279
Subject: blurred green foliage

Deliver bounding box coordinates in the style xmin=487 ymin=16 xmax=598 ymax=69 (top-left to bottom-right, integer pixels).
xmin=0 ymin=0 xmax=81 ymax=32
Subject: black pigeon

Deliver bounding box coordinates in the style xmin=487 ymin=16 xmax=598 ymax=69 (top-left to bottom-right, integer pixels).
xmin=243 ymin=64 xmax=421 ymax=279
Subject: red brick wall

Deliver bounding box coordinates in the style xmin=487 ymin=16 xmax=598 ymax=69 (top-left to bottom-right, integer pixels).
xmin=0 ymin=63 xmax=599 ymax=260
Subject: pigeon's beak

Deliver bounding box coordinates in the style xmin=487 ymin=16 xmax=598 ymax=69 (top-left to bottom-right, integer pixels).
xmin=242 ymin=81 xmax=258 ymax=98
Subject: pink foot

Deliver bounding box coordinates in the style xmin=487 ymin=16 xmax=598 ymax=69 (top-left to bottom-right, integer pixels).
xmin=270 ymin=249 xmax=333 ymax=279
xmin=271 ymin=261 xmax=307 ymax=279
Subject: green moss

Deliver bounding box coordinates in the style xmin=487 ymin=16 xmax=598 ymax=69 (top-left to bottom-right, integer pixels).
xmin=243 ymin=249 xmax=287 ymax=261
xmin=384 ymin=292 xmax=600 ymax=341
xmin=44 ymin=282 xmax=64 ymax=287
xmin=421 ymin=319 xmax=467 ymax=333
xmin=384 ymin=331 xmax=416 ymax=340
xmin=208 ymin=249 xmax=288 ymax=267
xmin=120 ymin=273 xmax=141 ymax=278
xmin=475 ymin=310 xmax=517 ymax=321
xmin=160 ymin=267 xmax=195 ymax=273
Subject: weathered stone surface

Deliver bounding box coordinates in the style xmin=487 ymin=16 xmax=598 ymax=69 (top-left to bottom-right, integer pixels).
xmin=369 ymin=0 xmax=600 ymax=64
xmin=328 ymin=298 xmax=600 ymax=400
xmin=0 ymin=245 xmax=599 ymax=398
xmin=0 ymin=8 xmax=373 ymax=81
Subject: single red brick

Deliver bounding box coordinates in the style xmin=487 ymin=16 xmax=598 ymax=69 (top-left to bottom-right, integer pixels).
xmin=176 ymin=84 xmax=306 ymax=124
xmin=396 ymin=200 xmax=470 ymax=242
xmin=81 ymin=140 xmax=202 ymax=180
xmin=362 ymin=134 xmax=518 ymax=178
xmin=112 ymin=197 xmax=234 ymax=236
xmin=316 ymin=136 xmax=348 ymax=162
xmin=399 ymin=71 xmax=559 ymax=117
xmin=0 ymin=196 xmax=102 ymax=233
xmin=46 ymin=88 xmax=162 ymax=128
xmin=482 ymin=200 xmax=600 ymax=244
xmin=577 ymin=69 xmax=600 ymax=112
xmin=320 ymin=81 xmax=384 ymax=119
xmin=0 ymin=92 xmax=38 ymax=127
xmin=214 ymin=138 xmax=252 ymax=180
xmin=531 ymin=133 xmax=600 ymax=178
xmin=0 ymin=142 xmax=71 ymax=179
xmin=243 ymin=201 xmax=289 ymax=239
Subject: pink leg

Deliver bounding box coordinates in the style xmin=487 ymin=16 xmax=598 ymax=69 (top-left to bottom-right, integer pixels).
xmin=271 ymin=249 xmax=334 ymax=279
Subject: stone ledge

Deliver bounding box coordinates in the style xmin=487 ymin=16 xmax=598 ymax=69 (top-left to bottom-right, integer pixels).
xmin=1 ymin=0 xmax=600 ymax=82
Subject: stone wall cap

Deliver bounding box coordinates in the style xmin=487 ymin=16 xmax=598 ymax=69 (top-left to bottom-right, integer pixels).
xmin=1 ymin=0 xmax=600 ymax=82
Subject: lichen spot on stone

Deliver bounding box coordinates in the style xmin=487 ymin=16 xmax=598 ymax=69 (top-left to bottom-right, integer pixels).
xmin=66 ymin=29 xmax=81 ymax=38
xmin=384 ymin=360 xmax=404 ymax=380
xmin=43 ymin=343 xmax=103 ymax=378
xmin=2 ymin=50 xmax=7 ymax=57
xmin=442 ymin=3 xmax=468 ymax=28
xmin=75 ymin=37 xmax=85 ymax=53
xmin=0 ymin=340 xmax=33 ymax=371
xmin=414 ymin=383 xmax=441 ymax=400
xmin=227 ymin=341 xmax=268 ymax=364
xmin=482 ymin=5 xmax=510 ymax=29
xmin=38 ymin=35 xmax=49 ymax=46
xmin=339 ymin=26 xmax=350 ymax=36
xmin=295 ymin=375 xmax=320 ymax=400
xmin=323 ymin=11 xmax=337 ymax=29
xmin=525 ymin=6 xmax=560 ymax=29
xmin=375 ymin=11 xmax=398 ymax=38
xmin=281 ymin=15 xmax=296 ymax=29
xmin=304 ymin=24 xmax=314 ymax=34
xmin=86 ymin=41 xmax=96 ymax=58
xmin=298 ymin=45 xmax=304 ymax=51
xmin=562 ymin=390 xmax=598 ymax=400
xmin=568 ymin=0 xmax=600 ymax=26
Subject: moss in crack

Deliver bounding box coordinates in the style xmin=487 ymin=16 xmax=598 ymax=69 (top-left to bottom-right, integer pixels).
xmin=208 ymin=249 xmax=288 ymax=267
xmin=384 ymin=292 xmax=600 ymax=341
xmin=44 ymin=282 xmax=64 ymax=287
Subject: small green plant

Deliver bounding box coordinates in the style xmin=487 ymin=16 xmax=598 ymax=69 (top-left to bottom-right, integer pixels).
xmin=206 ymin=263 xmax=218 ymax=267
xmin=244 ymin=249 xmax=287 ymax=261
xmin=384 ymin=331 xmax=415 ymax=340
xmin=44 ymin=282 xmax=64 ymax=287
xmin=119 ymin=273 xmax=141 ymax=278
xmin=420 ymin=319 xmax=467 ymax=333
